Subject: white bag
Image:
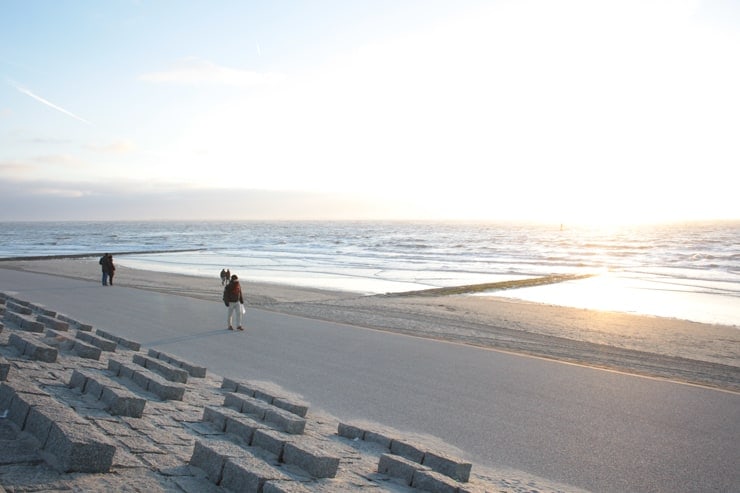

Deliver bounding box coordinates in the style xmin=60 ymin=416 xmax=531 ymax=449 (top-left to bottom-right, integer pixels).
xmin=240 ymin=304 xmax=246 ymax=315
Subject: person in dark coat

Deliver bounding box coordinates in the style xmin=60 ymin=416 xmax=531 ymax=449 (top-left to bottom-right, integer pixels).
xmin=222 ymin=274 xmax=244 ymax=330
xmin=99 ymin=253 xmax=115 ymax=286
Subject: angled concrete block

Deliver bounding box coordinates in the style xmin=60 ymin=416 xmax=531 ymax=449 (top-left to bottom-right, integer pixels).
xmin=221 ymin=454 xmax=290 ymax=493
xmin=390 ymin=439 xmax=425 ymax=463
xmin=337 ymin=422 xmax=365 ymax=440
xmin=147 ymin=378 xmax=185 ymax=401
xmin=264 ymin=408 xmax=306 ymax=435
xmin=189 ymin=439 xmax=249 ymax=484
xmin=43 ymin=419 xmax=116 ymax=473
xmin=422 ymin=450 xmax=472 ymax=482
xmin=378 ymin=453 xmax=428 ymax=486
xmin=101 ymin=387 xmax=146 ymax=418
xmin=411 ymin=469 xmax=461 ymax=493
xmin=252 ymin=428 xmax=290 ymax=458
xmin=272 ymin=397 xmax=309 ymax=418
xmin=224 ymin=414 xmax=262 ymax=446
xmin=282 ymin=442 xmax=339 ymax=479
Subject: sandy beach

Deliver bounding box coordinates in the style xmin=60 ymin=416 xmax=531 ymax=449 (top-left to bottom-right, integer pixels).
xmin=1 ymin=257 xmax=738 ymax=392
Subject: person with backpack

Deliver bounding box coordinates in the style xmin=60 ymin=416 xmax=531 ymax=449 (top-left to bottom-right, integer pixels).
xmin=222 ymin=274 xmax=244 ymax=331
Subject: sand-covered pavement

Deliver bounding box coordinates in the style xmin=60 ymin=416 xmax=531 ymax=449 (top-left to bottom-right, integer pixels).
xmin=2 ymin=258 xmax=738 ymax=392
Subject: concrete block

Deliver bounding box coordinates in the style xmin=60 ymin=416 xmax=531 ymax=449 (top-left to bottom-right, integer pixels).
xmin=390 ymin=439 xmax=425 ymax=463
xmin=101 ymin=386 xmax=146 ymax=418
xmin=337 ymin=422 xmax=365 ymax=440
xmin=8 ymin=333 xmax=28 ymax=354
xmin=202 ymin=406 xmax=228 ymax=432
xmin=221 ymin=454 xmax=290 ymax=493
xmin=411 ymin=469 xmax=461 ymax=493
xmin=282 ymin=442 xmax=339 ymax=479
xmin=75 ymin=331 xmax=117 ymax=351
xmin=272 ymin=397 xmax=309 ymax=418
xmin=95 ymin=329 xmax=141 ymax=351
xmin=264 ymin=408 xmax=306 ymax=435
xmin=24 ymin=405 xmax=58 ymax=447
xmin=147 ymin=378 xmax=185 ymax=401
xmin=107 ymin=358 xmax=122 ymax=375
xmin=25 ymin=341 xmax=58 ymax=363
xmin=224 ymin=393 xmax=269 ymax=420
xmin=43 ymin=419 xmax=116 ymax=473
xmin=149 ymin=349 xmax=206 ymax=377
xmin=253 ymin=389 xmax=274 ymax=404
xmin=36 ymin=314 xmax=68 ymax=331
xmin=224 ymin=413 xmax=265 ymax=446
xmin=252 ymin=428 xmax=290 ymax=458
xmin=6 ymin=301 xmax=32 ymax=315
xmin=221 ymin=377 xmax=239 ymax=392
xmin=68 ymin=370 xmax=89 ymax=391
xmin=133 ymin=354 xmax=189 ymax=383
xmin=73 ymin=340 xmax=102 ymax=360
xmin=189 ymin=439 xmax=249 ymax=484
xmin=378 ymin=453 xmax=428 ymax=486
xmin=364 ymin=430 xmax=392 ymax=449
xmin=422 ymin=450 xmax=472 ymax=482
xmin=132 ymin=369 xmax=151 ymax=390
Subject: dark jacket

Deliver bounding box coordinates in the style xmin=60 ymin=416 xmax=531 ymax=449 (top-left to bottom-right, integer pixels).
xmin=223 ymin=280 xmax=243 ymax=305
xmin=99 ymin=255 xmax=115 ymax=274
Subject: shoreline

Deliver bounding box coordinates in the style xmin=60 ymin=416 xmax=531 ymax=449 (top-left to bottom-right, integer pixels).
xmin=1 ymin=257 xmax=738 ymax=392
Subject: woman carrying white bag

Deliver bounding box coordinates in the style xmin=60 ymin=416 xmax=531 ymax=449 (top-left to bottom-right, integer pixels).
xmin=222 ymin=274 xmax=245 ymax=331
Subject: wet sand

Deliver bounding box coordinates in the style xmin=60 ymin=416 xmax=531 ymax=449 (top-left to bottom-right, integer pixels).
xmin=1 ymin=257 xmax=738 ymax=392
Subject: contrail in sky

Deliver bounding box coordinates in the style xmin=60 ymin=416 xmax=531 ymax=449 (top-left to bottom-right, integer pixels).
xmin=10 ymin=80 xmax=93 ymax=125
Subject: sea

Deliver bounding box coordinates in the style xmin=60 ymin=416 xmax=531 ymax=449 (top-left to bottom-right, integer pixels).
xmin=1 ymin=220 xmax=738 ymax=327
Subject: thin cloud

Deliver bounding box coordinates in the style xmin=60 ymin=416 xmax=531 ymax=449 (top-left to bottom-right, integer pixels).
xmin=9 ymin=80 xmax=93 ymax=125
xmin=139 ymin=57 xmax=284 ymax=86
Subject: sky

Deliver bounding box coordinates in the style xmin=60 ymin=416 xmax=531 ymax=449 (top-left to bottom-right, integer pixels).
xmin=1 ymin=0 xmax=739 ymax=224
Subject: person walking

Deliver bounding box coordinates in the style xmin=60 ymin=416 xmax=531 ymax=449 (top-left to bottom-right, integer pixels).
xmin=222 ymin=274 xmax=244 ymax=330
xmin=99 ymin=253 xmax=115 ymax=286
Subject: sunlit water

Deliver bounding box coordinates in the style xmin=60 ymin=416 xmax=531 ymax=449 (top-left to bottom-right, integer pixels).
xmin=2 ymin=220 xmax=738 ymax=326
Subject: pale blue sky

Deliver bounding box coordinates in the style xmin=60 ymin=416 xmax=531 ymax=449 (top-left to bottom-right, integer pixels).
xmin=2 ymin=0 xmax=739 ymax=223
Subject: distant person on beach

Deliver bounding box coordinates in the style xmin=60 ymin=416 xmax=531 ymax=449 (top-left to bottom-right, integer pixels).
xmin=220 ymin=268 xmax=228 ymax=285
xmin=222 ymin=274 xmax=244 ymax=331
xmin=99 ymin=253 xmax=115 ymax=286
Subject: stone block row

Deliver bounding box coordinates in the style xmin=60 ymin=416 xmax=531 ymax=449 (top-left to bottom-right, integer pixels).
xmin=56 ymin=313 xmax=93 ymax=331
xmin=339 ymin=422 xmax=472 ymax=483
xmin=147 ymin=348 xmax=207 ymax=378
xmin=202 ymin=403 xmax=338 ymax=479
xmin=95 ymin=329 xmax=142 ymax=351
xmin=44 ymin=329 xmax=102 ymax=360
xmin=108 ymin=357 xmax=185 ymax=401
xmin=190 ymin=439 xmax=298 ymax=491
xmin=223 ymin=392 xmax=306 ymax=435
xmin=75 ymin=331 xmax=117 ymax=352
xmin=5 ymin=300 xmax=32 ymax=315
xmin=9 ymin=333 xmax=58 ymax=362
xmin=0 ymin=379 xmax=116 ymax=473
xmin=3 ymin=310 xmax=44 ymax=333
xmin=133 ymin=353 xmax=189 ymax=383
xmin=69 ymin=368 xmax=146 ymax=418
xmin=222 ymin=377 xmax=309 ymax=417
xmin=36 ymin=313 xmax=69 ymax=332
